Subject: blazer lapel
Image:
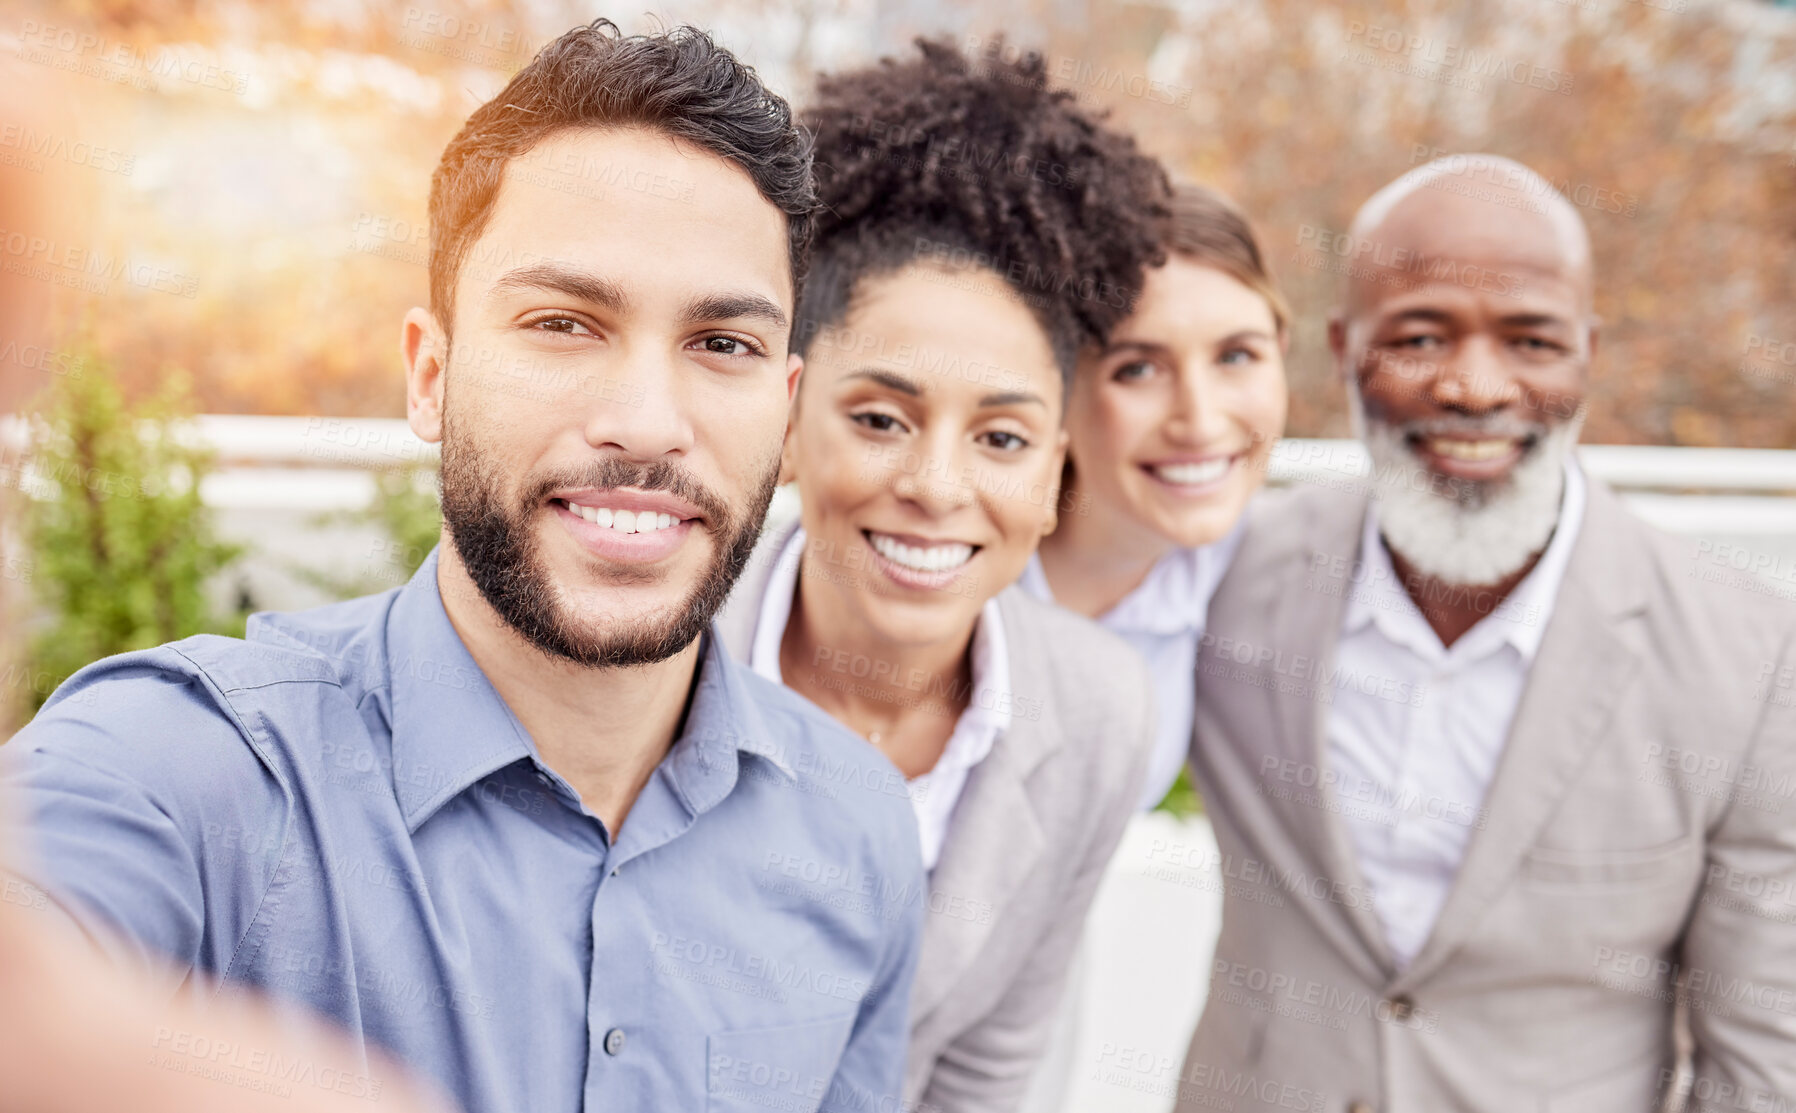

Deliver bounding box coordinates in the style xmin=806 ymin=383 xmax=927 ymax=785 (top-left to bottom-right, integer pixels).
xmin=908 ymin=593 xmax=1056 ymax=1027
xmin=1393 ymin=480 xmax=1647 ymax=990
xmin=908 ymin=737 xmax=1048 ymax=1024
xmin=1269 ymin=493 xmax=1404 ymax=979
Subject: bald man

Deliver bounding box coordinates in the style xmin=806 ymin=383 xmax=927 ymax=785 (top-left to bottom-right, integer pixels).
xmin=1171 ymin=156 xmax=1796 ymax=1113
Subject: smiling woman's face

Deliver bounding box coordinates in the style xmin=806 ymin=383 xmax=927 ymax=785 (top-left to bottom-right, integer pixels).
xmin=1066 ymin=257 xmax=1289 ymax=551
xmin=784 ymin=262 xmax=1067 ymax=648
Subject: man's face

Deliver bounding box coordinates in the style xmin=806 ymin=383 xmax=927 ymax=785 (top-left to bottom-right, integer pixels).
xmin=408 ymin=126 xmax=800 ymax=666
xmin=1329 ymin=184 xmax=1597 ymax=585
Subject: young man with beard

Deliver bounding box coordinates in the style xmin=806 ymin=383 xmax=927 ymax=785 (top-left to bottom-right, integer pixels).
xmin=0 ymin=21 xmax=924 ymax=1113
xmin=1174 ymin=155 xmax=1796 ymax=1113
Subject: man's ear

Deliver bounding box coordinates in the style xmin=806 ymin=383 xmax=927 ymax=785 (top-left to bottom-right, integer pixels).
xmin=402 ymin=306 xmax=448 ymax=444
xmin=778 ymin=355 xmax=804 ymax=486
xmin=785 ymin=351 xmax=804 ymax=403
xmin=1326 ymin=310 xmax=1348 ymax=381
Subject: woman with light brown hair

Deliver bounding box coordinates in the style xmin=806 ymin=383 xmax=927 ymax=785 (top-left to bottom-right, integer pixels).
xmin=1023 ymin=183 xmax=1291 ymax=810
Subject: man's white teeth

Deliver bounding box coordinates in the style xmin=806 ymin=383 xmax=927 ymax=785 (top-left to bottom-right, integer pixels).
xmin=1153 ymin=458 xmax=1232 ymax=485
xmin=1426 ymin=438 xmax=1515 ymax=462
xmin=568 ymin=502 xmax=678 ymax=534
xmin=868 ymin=533 xmax=974 ymax=573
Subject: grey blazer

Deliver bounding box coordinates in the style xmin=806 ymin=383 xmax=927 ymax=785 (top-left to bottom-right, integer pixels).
xmin=1175 ymin=478 xmax=1796 ymax=1113
xmin=717 ymin=509 xmax=1157 ymax=1113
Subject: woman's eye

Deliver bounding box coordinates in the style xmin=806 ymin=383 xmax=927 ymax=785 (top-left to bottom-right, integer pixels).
xmin=1113 ymin=359 xmax=1156 ymax=382
xmin=852 ymin=411 xmax=905 ymax=434
xmin=979 ymin=430 xmax=1028 ymax=451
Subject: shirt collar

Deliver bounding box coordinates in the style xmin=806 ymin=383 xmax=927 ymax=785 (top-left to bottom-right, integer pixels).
xmin=749 ymin=522 xmax=1010 ymax=769
xmin=1019 ymin=519 xmax=1244 ymax=637
xmin=385 ymin=547 xmax=793 ymax=833
xmin=1346 ymin=458 xmax=1587 ymax=662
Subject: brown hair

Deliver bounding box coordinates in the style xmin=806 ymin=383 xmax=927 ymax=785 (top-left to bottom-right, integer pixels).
xmin=1164 ymin=183 xmax=1288 ymax=334
xmin=427 ymin=19 xmax=815 ymax=335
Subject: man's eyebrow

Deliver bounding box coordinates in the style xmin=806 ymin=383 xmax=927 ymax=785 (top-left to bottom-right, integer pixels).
xmin=679 ymin=293 xmax=788 ymax=330
xmin=487 ymin=264 xmax=629 ymax=311
xmin=1385 ymin=308 xmax=1456 ymax=326
xmin=844 ymin=368 xmax=923 ymax=396
xmin=1497 ymin=312 xmax=1574 ymax=330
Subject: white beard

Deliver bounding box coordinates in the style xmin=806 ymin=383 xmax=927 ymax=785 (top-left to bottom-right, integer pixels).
xmin=1351 ymin=388 xmax=1583 ymax=587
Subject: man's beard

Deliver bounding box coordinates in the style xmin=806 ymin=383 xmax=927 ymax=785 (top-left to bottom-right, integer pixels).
xmin=438 ymin=402 xmax=779 ymax=669
xmin=1351 ymin=387 xmax=1582 ymax=587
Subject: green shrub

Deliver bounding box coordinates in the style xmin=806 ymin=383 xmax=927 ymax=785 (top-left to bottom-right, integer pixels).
xmin=290 ymin=461 xmax=440 ymax=600
xmin=18 ymin=345 xmax=243 ymax=710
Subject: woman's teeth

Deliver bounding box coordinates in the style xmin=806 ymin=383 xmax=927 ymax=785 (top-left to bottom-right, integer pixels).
xmin=868 ymin=533 xmax=975 ymax=573
xmin=1424 ymin=437 xmax=1516 ymax=461
xmin=1151 ymin=457 xmax=1233 ymax=485
xmin=565 ymin=502 xmax=678 ymax=534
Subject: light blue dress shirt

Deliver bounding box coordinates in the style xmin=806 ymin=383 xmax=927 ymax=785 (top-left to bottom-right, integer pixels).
xmin=0 ymin=547 xmax=925 ymax=1113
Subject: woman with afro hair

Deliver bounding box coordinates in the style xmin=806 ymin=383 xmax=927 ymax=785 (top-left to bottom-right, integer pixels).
xmin=715 ymin=36 xmax=1174 ymax=1111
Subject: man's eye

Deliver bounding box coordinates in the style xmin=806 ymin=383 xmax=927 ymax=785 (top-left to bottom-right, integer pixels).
xmin=533 ymin=316 xmax=587 ymax=334
xmin=1218 ymin=346 xmax=1259 ymax=366
xmin=979 ymin=430 xmax=1028 ymax=451
xmin=1391 ymin=334 xmax=1442 ymax=350
xmin=701 ymin=335 xmax=763 ymax=356
xmin=1515 ymin=336 xmax=1562 ymax=354
xmin=851 ymin=412 xmax=905 ymax=434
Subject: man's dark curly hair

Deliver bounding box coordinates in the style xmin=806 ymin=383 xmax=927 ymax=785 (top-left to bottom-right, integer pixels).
xmin=428 ymin=19 xmax=815 ymax=335
xmin=796 ymin=37 xmax=1171 ymax=388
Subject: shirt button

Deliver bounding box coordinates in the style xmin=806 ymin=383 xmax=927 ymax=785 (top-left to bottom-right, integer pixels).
xmin=1385 ymin=995 xmax=1415 ymax=1021
xmin=603 ymin=1027 xmax=626 ymax=1056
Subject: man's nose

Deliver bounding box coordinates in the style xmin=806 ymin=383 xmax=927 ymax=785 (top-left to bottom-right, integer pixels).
xmin=580 ymin=348 xmax=696 ymax=459
xmin=1428 ymin=336 xmax=1518 ymax=413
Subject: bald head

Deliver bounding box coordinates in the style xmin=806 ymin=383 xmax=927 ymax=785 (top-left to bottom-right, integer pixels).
xmin=1343 ymin=155 xmax=1594 ymax=316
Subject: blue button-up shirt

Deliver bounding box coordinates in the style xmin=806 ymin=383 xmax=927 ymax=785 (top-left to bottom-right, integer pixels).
xmin=1 ymin=548 xmax=925 ymax=1113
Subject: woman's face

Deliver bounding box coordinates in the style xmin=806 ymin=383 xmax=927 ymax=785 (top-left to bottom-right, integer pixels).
xmin=1065 ymin=258 xmax=1289 ymax=550
xmin=784 ymin=263 xmax=1067 ymax=648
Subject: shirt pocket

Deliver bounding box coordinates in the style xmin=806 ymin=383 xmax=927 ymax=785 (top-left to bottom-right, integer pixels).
xmin=1520 ymin=834 xmax=1698 ymax=891
xmin=706 ymin=1011 xmax=857 ymax=1113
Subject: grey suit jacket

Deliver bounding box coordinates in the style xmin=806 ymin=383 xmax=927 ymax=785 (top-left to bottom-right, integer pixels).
xmin=717 ymin=509 xmax=1157 ymax=1113
xmin=1173 ymin=478 xmax=1796 ymax=1113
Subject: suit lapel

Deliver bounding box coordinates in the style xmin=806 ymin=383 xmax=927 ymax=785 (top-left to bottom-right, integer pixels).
xmin=908 ymin=592 xmax=1055 ymax=1027
xmin=1265 ymin=493 xmax=1403 ymax=978
xmin=1393 ymin=481 xmax=1647 ymax=990
xmin=908 ymin=734 xmax=1048 ymax=1024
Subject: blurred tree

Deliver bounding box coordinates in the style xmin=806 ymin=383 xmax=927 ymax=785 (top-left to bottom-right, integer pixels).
xmin=18 ymin=342 xmax=244 ymax=713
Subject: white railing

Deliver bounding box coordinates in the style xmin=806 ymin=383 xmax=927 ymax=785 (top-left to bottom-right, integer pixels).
xmin=7 ymin=414 xmax=1794 ymax=536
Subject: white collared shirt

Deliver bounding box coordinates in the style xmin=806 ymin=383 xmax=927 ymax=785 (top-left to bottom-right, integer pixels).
xmin=748 ymin=524 xmax=1011 ymax=871
xmin=1327 ymin=461 xmax=1587 ymax=968
xmin=1019 ymin=524 xmax=1243 ymax=811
